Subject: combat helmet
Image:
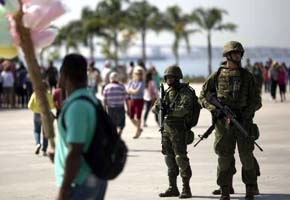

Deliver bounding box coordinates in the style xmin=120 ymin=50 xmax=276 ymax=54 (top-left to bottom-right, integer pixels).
xmin=223 ymin=41 xmax=244 ymax=57
xmin=164 ymin=65 xmax=183 ymax=79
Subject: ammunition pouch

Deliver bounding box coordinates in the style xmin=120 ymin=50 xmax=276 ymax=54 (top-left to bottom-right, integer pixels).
xmin=186 ymin=130 xmax=195 ymax=145
xmin=250 ymin=123 xmax=260 ymax=140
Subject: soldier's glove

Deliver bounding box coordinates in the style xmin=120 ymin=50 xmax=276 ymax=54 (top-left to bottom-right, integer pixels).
xmin=211 ymin=108 xmax=225 ymax=119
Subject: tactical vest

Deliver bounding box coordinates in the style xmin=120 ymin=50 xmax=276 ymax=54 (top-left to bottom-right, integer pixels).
xmin=215 ymin=67 xmax=250 ymax=110
xmin=164 ymin=87 xmax=186 ymax=127
xmin=164 ymin=84 xmax=200 ymax=129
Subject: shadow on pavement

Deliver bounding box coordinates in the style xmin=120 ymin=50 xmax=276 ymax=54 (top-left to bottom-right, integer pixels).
xmin=190 ymin=193 xmax=290 ymax=200
xmin=256 ymin=193 xmax=290 ymax=200
xmin=141 ymin=137 xmax=160 ymax=140
xmin=129 ymin=149 xmax=161 ymax=153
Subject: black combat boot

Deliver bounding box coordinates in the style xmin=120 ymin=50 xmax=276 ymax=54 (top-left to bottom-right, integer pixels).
xmin=253 ymin=183 xmax=260 ymax=195
xmin=213 ymin=176 xmax=234 ymax=195
xmin=159 ymin=176 xmax=180 ymax=197
xmin=179 ymin=178 xmax=192 ymax=199
xmin=212 ymin=186 xmax=234 ymax=195
xmin=219 ymin=186 xmax=230 ymax=200
xmin=245 ymin=185 xmax=255 ymax=200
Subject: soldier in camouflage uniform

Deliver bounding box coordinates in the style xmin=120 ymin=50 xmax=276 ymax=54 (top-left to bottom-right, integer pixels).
xmin=152 ymin=65 xmax=193 ymax=199
xmin=199 ymin=41 xmax=262 ymax=200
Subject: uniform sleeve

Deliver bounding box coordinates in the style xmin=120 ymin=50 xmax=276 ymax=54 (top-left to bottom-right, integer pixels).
xmin=198 ymin=72 xmax=218 ymax=111
xmin=64 ymin=100 xmax=95 ymax=144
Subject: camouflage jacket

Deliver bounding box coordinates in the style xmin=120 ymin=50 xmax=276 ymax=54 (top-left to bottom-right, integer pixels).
xmin=153 ymin=83 xmax=194 ymax=128
xmin=199 ymin=66 xmax=262 ymax=120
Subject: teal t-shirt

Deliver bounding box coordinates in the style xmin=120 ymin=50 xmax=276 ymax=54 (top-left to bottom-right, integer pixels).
xmin=54 ymin=88 xmax=98 ymax=187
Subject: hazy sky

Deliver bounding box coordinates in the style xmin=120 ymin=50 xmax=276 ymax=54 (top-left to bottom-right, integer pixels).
xmin=54 ymin=0 xmax=290 ymax=48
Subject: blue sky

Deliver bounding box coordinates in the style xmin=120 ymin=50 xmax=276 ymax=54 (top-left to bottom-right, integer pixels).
xmin=54 ymin=0 xmax=290 ymax=48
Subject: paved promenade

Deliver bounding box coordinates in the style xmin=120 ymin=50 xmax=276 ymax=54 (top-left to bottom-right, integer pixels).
xmin=0 ymin=84 xmax=290 ymax=200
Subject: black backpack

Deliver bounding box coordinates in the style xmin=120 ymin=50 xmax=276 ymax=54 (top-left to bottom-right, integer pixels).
xmin=181 ymin=83 xmax=202 ymax=128
xmin=61 ymin=95 xmax=128 ymax=180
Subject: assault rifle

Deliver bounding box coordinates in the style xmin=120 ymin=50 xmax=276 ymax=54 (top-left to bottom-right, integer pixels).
xmin=158 ymin=83 xmax=179 ymax=133
xmin=193 ymin=121 xmax=215 ymax=147
xmin=205 ymin=92 xmax=263 ymax=152
xmin=158 ymin=83 xmax=166 ymax=132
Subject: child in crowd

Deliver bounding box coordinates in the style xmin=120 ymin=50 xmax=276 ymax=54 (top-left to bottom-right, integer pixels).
xmin=28 ymin=81 xmax=54 ymax=156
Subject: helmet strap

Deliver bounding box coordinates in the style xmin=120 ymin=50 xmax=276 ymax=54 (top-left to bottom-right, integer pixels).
xmin=226 ymin=53 xmax=241 ymax=67
xmin=172 ymin=79 xmax=181 ymax=88
xmin=167 ymin=78 xmax=180 ymax=88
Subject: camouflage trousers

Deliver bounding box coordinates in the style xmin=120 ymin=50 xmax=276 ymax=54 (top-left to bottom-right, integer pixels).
xmin=230 ymin=156 xmax=261 ymax=184
xmin=162 ymin=125 xmax=192 ymax=179
xmin=214 ymin=119 xmax=258 ymax=186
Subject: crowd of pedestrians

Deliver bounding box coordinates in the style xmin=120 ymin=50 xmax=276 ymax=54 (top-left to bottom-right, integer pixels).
xmin=99 ymin=60 xmax=161 ymax=139
xmin=0 ymin=57 xmax=162 ymax=141
xmin=243 ymin=58 xmax=289 ymax=102
xmin=0 ymin=59 xmax=57 ymax=109
xmin=2 ymin=57 xmax=289 ymax=112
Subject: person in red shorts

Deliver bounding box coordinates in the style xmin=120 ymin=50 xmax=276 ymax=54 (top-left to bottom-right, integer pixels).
xmin=127 ymin=66 xmax=145 ymax=139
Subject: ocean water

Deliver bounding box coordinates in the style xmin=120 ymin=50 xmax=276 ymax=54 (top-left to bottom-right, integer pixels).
xmin=95 ymin=56 xmax=290 ymax=77
xmin=159 ymin=56 xmax=290 ymax=77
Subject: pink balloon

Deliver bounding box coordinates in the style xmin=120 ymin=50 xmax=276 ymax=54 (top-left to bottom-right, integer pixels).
xmin=22 ymin=0 xmax=52 ymax=6
xmin=22 ymin=0 xmax=66 ymax=30
xmin=22 ymin=5 xmax=44 ymax=30
xmin=25 ymin=0 xmax=51 ymax=6
xmin=38 ymin=1 xmax=66 ymax=29
xmin=31 ymin=28 xmax=57 ymax=48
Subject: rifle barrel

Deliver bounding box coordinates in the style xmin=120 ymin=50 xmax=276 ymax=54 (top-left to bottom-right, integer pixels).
xmin=193 ymin=124 xmax=215 ymax=147
xmin=206 ymin=92 xmax=263 ymax=152
xmin=231 ymin=116 xmax=263 ymax=151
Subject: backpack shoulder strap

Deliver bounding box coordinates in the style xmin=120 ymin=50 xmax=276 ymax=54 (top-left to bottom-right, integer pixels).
xmin=61 ymin=95 xmax=100 ymax=131
xmin=164 ymin=86 xmax=180 ymax=110
xmin=183 ymin=83 xmax=195 ymax=95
